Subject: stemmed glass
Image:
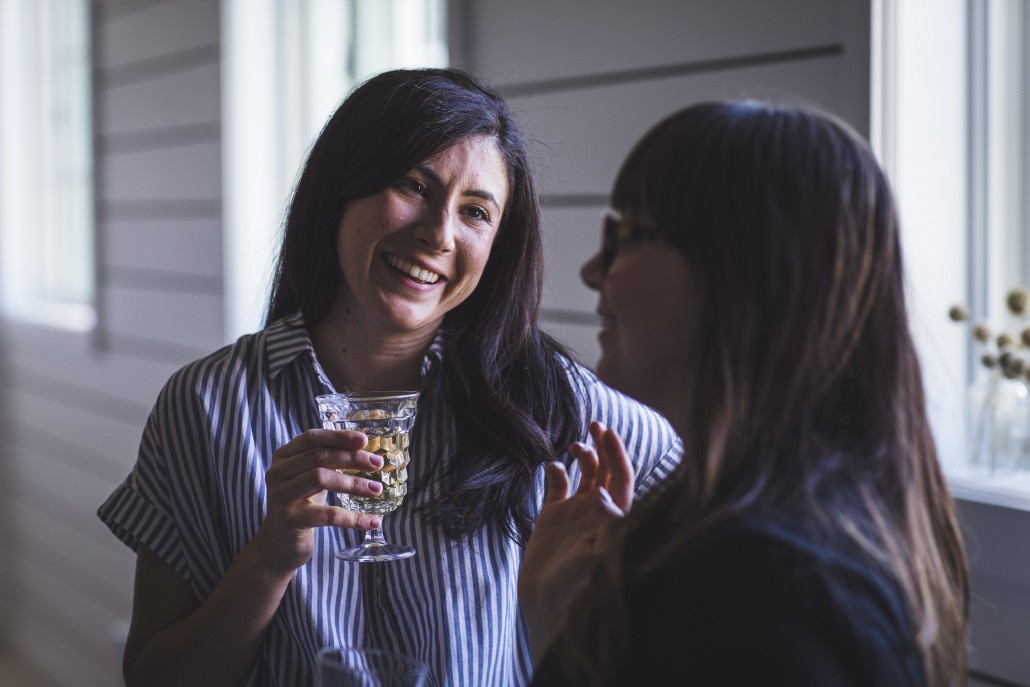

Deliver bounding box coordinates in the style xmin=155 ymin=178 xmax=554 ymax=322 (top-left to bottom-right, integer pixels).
xmin=317 ymin=647 xmax=428 ymax=686
xmin=316 ymin=391 xmax=419 ymax=562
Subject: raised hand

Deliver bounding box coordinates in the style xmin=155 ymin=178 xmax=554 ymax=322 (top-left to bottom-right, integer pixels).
xmin=518 ymin=422 xmax=635 ymax=663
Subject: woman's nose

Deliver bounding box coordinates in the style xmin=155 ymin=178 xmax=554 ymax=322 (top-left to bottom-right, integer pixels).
xmin=581 ymin=252 xmax=603 ymax=291
xmin=413 ymin=209 xmax=455 ymax=253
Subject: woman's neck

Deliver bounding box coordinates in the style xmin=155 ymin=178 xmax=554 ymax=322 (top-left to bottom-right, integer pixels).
xmin=310 ymin=303 xmax=439 ymax=393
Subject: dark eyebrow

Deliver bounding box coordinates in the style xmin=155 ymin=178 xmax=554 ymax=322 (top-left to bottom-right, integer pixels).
xmin=414 ymin=163 xmax=502 ymax=213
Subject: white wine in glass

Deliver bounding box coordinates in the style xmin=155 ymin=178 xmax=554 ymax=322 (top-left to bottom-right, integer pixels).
xmin=316 ymin=391 xmax=419 ymax=562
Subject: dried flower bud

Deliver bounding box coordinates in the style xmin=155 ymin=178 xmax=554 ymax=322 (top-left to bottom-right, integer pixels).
xmin=982 ymin=353 xmax=997 ymax=369
xmin=1007 ymin=288 xmax=1030 ymax=316
xmin=998 ymin=333 xmax=1016 ymax=350
xmin=1009 ymin=357 xmax=1027 ymax=375
xmin=973 ymin=324 xmax=991 ymax=343
xmin=1003 ymin=365 xmax=1021 ymax=379
xmin=948 ymin=305 xmax=968 ymax=322
xmin=1021 ymin=328 xmax=1030 ymax=348
xmin=999 ymin=351 xmax=1014 ymax=369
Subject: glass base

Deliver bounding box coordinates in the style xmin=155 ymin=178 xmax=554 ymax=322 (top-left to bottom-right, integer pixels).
xmin=336 ymin=542 xmax=416 ymax=563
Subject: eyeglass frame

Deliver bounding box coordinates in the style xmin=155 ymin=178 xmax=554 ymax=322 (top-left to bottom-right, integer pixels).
xmin=600 ymin=210 xmax=662 ymax=275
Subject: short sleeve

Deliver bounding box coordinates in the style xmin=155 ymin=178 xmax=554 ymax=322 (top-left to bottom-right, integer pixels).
xmin=97 ymin=380 xmax=193 ymax=583
xmin=568 ymin=362 xmax=684 ymax=497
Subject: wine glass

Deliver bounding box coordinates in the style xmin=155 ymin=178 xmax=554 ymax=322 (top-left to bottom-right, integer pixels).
xmin=316 ymin=391 xmax=419 ymax=562
xmin=317 ymin=647 xmax=429 ymax=687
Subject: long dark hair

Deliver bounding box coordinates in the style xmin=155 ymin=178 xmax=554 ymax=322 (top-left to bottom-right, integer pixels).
xmin=267 ymin=68 xmax=581 ymax=544
xmin=557 ymin=102 xmax=969 ymax=684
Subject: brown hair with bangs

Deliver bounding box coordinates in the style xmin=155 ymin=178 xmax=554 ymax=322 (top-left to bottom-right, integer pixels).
xmin=555 ymin=101 xmax=969 ymax=685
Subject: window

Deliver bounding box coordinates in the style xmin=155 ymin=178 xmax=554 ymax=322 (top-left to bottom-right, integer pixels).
xmin=0 ymin=0 xmax=95 ymax=330
xmin=878 ymin=0 xmax=1030 ymax=506
xmin=222 ymin=0 xmax=448 ymax=341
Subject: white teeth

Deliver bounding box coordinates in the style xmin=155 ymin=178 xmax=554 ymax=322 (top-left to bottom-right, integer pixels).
xmin=385 ymin=254 xmax=440 ymax=284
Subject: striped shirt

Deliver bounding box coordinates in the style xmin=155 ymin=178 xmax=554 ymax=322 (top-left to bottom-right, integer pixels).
xmin=98 ymin=313 xmax=682 ymax=686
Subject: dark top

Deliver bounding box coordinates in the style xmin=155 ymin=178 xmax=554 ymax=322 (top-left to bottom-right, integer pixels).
xmin=531 ymin=516 xmax=926 ymax=686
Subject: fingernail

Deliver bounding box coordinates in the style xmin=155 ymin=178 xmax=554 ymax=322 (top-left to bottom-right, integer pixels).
xmin=573 ymin=441 xmax=589 ymax=451
xmin=369 ymin=454 xmax=383 ymax=468
xmin=598 ymin=486 xmax=615 ymax=506
xmin=352 ymin=433 xmax=366 ymax=448
xmin=369 ymin=517 xmax=382 ymax=529
xmin=369 ymin=481 xmax=383 ymax=493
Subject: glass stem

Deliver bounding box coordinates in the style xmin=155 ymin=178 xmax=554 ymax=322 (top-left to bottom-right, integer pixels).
xmin=366 ymin=525 xmax=387 ymax=546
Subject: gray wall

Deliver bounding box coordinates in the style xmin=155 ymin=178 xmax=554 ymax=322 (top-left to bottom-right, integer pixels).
xmin=0 ymin=0 xmax=1025 ymax=685
xmin=0 ymin=0 xmax=222 ymax=684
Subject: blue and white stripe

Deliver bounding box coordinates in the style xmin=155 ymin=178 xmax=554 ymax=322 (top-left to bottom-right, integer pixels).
xmin=98 ymin=313 xmax=683 ymax=686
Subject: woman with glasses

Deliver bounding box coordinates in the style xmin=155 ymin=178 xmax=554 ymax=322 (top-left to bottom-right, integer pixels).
xmin=519 ymin=101 xmax=970 ymax=686
xmin=97 ymin=68 xmax=682 ymax=687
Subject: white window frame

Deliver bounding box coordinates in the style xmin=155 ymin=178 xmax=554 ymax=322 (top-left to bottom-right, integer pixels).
xmin=0 ymin=0 xmax=96 ymax=332
xmin=876 ymin=0 xmax=1030 ymax=510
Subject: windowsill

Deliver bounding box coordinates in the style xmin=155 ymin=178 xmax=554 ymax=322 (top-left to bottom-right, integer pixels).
xmin=1 ymin=300 xmax=96 ymax=332
xmin=946 ymin=467 xmax=1030 ymax=513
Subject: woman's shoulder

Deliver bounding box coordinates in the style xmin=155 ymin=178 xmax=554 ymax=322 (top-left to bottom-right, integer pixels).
xmin=561 ymin=358 xmax=667 ymax=428
xmin=560 ymin=357 xmax=682 ymax=465
xmin=156 ymin=316 xmax=302 ymax=407
xmin=681 ymin=516 xmax=911 ymax=622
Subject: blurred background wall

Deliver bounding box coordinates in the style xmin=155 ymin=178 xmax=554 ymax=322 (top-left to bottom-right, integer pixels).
xmin=0 ymin=0 xmax=1026 ymax=685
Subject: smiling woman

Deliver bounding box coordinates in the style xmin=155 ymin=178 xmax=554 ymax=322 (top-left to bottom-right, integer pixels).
xmin=322 ymin=135 xmax=508 ymax=340
xmin=97 ymin=68 xmax=683 ymax=687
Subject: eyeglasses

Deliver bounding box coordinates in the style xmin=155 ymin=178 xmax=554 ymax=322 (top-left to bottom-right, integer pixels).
xmin=601 ymin=211 xmax=661 ymax=275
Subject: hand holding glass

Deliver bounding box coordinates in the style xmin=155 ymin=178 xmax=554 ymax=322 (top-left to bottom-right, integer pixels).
xmin=316 ymin=391 xmax=419 ymax=562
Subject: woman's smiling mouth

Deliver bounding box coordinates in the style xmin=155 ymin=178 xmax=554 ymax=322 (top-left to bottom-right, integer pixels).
xmin=384 ymin=253 xmax=442 ymax=284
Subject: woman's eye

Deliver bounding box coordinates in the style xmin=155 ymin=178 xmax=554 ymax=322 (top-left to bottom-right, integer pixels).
xmin=465 ymin=205 xmax=489 ymax=222
xmin=397 ymin=178 xmax=427 ymax=196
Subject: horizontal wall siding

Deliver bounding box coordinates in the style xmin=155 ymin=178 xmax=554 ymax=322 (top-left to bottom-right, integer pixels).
xmin=0 ymin=0 xmax=223 ymax=684
xmin=100 ymin=62 xmax=220 ymax=135
xmin=95 ymin=0 xmax=219 ymax=71
xmin=104 ymin=217 xmax=223 ymax=278
xmin=102 ymin=140 xmax=221 ymax=202
xmin=93 ymin=0 xmax=224 ymax=364
xmin=102 ymin=286 xmax=224 ymax=353
xmin=958 ymin=499 xmax=1030 ymax=684
xmin=514 ymin=55 xmax=854 ymax=198
xmin=467 ymin=0 xmax=845 ymax=86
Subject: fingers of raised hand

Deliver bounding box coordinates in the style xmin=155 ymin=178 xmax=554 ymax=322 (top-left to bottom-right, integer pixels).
xmin=570 ymin=440 xmax=600 ymax=493
xmin=596 ymin=486 xmax=625 ymax=518
xmin=599 ymin=427 xmax=634 ymax=511
xmin=588 ymin=422 xmax=610 ymax=489
xmin=543 ymin=461 xmax=571 ymax=504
